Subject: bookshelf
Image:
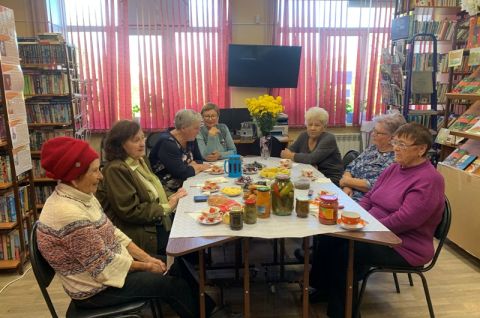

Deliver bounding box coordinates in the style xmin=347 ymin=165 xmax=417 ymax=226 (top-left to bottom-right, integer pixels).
xmin=18 ymin=34 xmax=86 ymax=208
xmin=0 ymin=5 xmax=38 ymax=274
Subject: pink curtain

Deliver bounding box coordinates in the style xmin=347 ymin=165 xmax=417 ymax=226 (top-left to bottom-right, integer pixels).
xmin=65 ymin=0 xmax=230 ymax=131
xmin=271 ymin=0 xmax=394 ymax=126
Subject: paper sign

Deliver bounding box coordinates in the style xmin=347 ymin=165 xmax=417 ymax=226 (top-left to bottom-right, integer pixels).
xmin=448 ymin=49 xmax=464 ymax=67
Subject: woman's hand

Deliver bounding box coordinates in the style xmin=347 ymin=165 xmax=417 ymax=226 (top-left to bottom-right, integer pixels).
xmin=280 ymin=148 xmax=295 ymax=160
xmin=190 ymin=161 xmax=211 ymax=174
xmin=208 ymin=126 xmax=220 ymax=136
xmin=205 ymin=151 xmax=221 ymax=162
xmin=339 ymin=172 xmax=353 ymax=187
xmin=168 ymin=188 xmax=188 ymax=208
xmin=145 ymin=257 xmax=167 ymax=274
xmin=342 ymin=186 xmax=353 ymax=197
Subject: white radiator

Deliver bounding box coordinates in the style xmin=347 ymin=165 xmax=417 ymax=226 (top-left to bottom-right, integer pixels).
xmin=334 ymin=133 xmax=362 ymax=157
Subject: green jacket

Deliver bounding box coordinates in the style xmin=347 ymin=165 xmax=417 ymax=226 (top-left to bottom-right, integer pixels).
xmin=96 ymin=158 xmax=170 ymax=255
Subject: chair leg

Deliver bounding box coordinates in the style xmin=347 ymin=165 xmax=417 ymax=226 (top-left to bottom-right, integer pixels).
xmin=408 ymin=273 xmax=414 ymax=286
xmin=393 ymin=272 xmax=400 ymax=293
xmin=354 ymin=270 xmax=375 ymax=318
xmin=418 ymin=273 xmax=435 ymax=318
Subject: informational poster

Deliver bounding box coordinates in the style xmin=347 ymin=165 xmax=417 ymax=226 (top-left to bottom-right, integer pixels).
xmin=0 ymin=6 xmax=32 ymax=175
xmin=448 ymin=49 xmax=464 ymax=68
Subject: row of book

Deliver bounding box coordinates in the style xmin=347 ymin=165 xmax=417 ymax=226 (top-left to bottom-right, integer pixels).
xmin=448 ymin=113 xmax=480 ymax=135
xmin=26 ymin=101 xmax=72 ymax=124
xmin=442 ymin=149 xmax=480 ymax=175
xmin=0 ymin=229 xmax=20 ymax=261
xmin=0 ymin=186 xmax=30 ymax=223
xmin=23 ymin=72 xmax=70 ymax=96
xmin=381 ymin=82 xmax=403 ymax=107
xmin=0 ymin=114 xmax=6 ymax=143
xmin=0 ymin=156 xmax=12 ymax=184
xmin=18 ymin=43 xmax=68 ymax=65
xmin=412 ymin=20 xmax=456 ymax=41
xmin=31 ymin=159 xmax=47 ymax=179
xmin=409 ymin=82 xmax=449 ymax=104
xmin=30 ymin=128 xmax=74 ymax=151
xmin=35 ymin=185 xmax=54 ymax=205
xmin=450 ymin=66 xmax=480 ymax=94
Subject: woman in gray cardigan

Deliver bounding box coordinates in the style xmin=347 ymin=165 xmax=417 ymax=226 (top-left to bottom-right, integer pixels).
xmin=280 ymin=107 xmax=343 ymax=185
xmin=196 ymin=102 xmax=237 ymax=161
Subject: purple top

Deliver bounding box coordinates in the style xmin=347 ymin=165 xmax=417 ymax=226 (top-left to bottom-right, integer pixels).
xmin=359 ymin=160 xmax=445 ymax=266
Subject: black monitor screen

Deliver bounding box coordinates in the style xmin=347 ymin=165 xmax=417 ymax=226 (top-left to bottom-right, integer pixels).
xmin=218 ymin=108 xmax=252 ymax=134
xmin=228 ymin=44 xmax=302 ymax=88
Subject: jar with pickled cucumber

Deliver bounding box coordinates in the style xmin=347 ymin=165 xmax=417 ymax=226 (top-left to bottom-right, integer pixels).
xmin=271 ymin=174 xmax=294 ymax=216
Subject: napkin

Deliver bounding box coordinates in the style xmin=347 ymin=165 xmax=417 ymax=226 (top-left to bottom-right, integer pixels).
xmin=314 ymin=177 xmax=332 ymax=184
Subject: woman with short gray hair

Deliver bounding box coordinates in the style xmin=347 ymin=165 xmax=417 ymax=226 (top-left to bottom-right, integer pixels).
xmin=149 ymin=109 xmax=210 ymax=192
xmin=339 ymin=112 xmax=406 ymax=201
xmin=280 ymin=107 xmax=343 ymax=185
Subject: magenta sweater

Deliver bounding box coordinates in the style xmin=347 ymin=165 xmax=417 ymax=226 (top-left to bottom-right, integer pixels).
xmin=359 ymin=160 xmax=445 ymax=266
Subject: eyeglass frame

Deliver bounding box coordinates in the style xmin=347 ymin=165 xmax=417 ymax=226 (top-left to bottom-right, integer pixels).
xmin=203 ymin=114 xmax=218 ymax=119
xmin=371 ymin=129 xmax=390 ymax=136
xmin=389 ymin=139 xmax=419 ymax=150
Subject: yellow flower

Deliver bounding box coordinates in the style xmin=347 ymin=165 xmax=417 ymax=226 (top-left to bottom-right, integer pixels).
xmin=245 ymin=94 xmax=284 ymax=136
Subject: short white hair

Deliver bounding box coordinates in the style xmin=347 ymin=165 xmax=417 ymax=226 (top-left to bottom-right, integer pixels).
xmin=374 ymin=112 xmax=406 ymax=135
xmin=174 ymin=109 xmax=202 ymax=129
xmin=305 ymin=107 xmax=329 ymax=126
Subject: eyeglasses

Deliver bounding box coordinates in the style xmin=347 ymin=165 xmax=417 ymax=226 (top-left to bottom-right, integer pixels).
xmin=371 ymin=129 xmax=389 ymax=136
xmin=390 ymin=140 xmax=417 ymax=150
xmin=203 ymin=114 xmax=218 ymax=119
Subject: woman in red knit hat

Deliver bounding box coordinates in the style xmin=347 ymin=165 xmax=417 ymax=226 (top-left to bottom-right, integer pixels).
xmin=35 ymin=136 xmax=217 ymax=317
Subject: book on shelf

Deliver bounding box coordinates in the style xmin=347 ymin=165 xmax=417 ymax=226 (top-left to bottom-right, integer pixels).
xmin=465 ymin=119 xmax=480 ymax=136
xmin=455 ymin=153 xmax=477 ymax=170
xmin=465 ymin=158 xmax=480 ymax=174
xmin=466 ymin=16 xmax=480 ymax=49
xmin=435 ymin=128 xmax=465 ymax=145
xmin=448 ymin=114 xmax=480 ymax=131
xmin=442 ymin=148 xmax=468 ymax=166
xmin=451 ymin=66 xmax=480 ymax=94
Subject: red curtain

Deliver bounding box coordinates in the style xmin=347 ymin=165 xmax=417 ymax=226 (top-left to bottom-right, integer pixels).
xmin=65 ymin=0 xmax=230 ymax=131
xmin=271 ymin=0 xmax=394 ymax=126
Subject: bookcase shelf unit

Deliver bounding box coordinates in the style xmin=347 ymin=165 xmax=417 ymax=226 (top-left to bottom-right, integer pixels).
xmin=0 ymin=5 xmax=38 ymax=274
xmin=18 ymin=35 xmax=86 ymax=208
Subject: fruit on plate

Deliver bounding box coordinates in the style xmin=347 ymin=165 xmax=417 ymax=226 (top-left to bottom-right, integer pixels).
xmin=259 ymin=167 xmax=290 ymax=179
xmin=235 ymin=176 xmax=252 ymax=186
xmin=221 ymin=186 xmax=242 ymax=196
xmin=210 ymin=165 xmax=224 ymax=174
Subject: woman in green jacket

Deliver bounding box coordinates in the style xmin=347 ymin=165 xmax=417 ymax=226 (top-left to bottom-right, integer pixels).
xmin=97 ymin=120 xmax=187 ymax=255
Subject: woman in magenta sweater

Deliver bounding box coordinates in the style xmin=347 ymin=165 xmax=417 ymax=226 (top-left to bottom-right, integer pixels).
xmin=309 ymin=123 xmax=445 ymax=318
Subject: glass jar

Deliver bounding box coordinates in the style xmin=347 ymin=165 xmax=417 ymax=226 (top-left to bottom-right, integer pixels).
xmin=318 ymin=194 xmax=338 ymax=225
xmin=230 ymin=206 xmax=243 ymax=230
xmin=244 ymin=198 xmax=257 ymax=224
xmin=271 ymin=174 xmax=294 ymax=216
xmin=256 ymin=186 xmax=271 ymax=218
xmin=295 ymin=196 xmax=310 ymax=218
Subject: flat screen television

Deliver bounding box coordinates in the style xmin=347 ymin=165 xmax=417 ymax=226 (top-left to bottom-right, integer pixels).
xmin=218 ymin=108 xmax=252 ymax=135
xmin=228 ymin=44 xmax=302 ymax=88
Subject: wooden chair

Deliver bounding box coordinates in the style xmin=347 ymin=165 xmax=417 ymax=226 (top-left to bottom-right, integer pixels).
xmin=355 ymin=198 xmax=452 ymax=318
xmin=30 ymin=222 xmax=161 ymax=318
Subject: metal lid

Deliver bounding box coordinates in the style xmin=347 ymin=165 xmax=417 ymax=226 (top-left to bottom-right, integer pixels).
xmin=296 ymin=196 xmax=310 ymax=202
xmin=320 ymin=194 xmax=338 ymax=202
xmin=275 ymin=174 xmax=290 ymax=180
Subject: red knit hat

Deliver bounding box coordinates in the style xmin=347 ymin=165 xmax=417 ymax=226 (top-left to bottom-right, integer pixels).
xmin=41 ymin=137 xmax=99 ymax=182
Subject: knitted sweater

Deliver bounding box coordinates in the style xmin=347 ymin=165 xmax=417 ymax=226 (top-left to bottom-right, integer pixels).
xmin=359 ymin=161 xmax=445 ymax=266
xmin=37 ymin=183 xmax=133 ymax=300
xmin=196 ymin=124 xmax=237 ymax=160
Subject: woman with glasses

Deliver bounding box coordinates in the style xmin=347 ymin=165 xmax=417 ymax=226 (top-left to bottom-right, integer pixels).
xmin=196 ymin=102 xmax=237 ymax=161
xmin=309 ymin=123 xmax=445 ymax=318
xmin=97 ymin=120 xmax=188 ymax=255
xmin=339 ymin=112 xmax=406 ymax=201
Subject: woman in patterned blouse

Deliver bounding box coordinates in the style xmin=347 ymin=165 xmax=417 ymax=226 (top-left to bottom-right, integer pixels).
xmin=339 ymin=112 xmax=406 ymax=201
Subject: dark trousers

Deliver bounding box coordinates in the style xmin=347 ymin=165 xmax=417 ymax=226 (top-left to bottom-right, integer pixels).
xmin=73 ymin=257 xmax=215 ymax=318
xmin=310 ymin=235 xmax=409 ymax=318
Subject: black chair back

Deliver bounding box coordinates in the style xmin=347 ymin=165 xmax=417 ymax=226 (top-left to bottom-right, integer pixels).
xmin=146 ymin=132 xmax=163 ymax=150
xmin=249 ymin=136 xmax=286 ymax=157
xmin=30 ymin=222 xmax=59 ymax=318
xmin=342 ymin=150 xmax=360 ymax=168
xmin=425 ymin=197 xmax=451 ymax=271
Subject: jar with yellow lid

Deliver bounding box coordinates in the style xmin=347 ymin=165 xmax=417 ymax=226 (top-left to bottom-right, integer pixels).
xmin=318 ymin=194 xmax=338 ymax=225
xmin=256 ymin=186 xmax=271 ymax=218
xmin=271 ymin=174 xmax=294 ymax=216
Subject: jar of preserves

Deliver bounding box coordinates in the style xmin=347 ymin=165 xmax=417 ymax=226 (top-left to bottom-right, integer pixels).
xmin=318 ymin=194 xmax=338 ymax=225
xmin=230 ymin=206 xmax=243 ymax=230
xmin=271 ymin=174 xmax=294 ymax=216
xmin=295 ymin=196 xmax=310 ymax=218
xmin=244 ymin=198 xmax=257 ymax=224
xmin=256 ymin=186 xmax=271 ymax=218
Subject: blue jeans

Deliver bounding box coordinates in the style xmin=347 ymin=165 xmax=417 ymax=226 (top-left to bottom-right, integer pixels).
xmin=73 ymin=258 xmax=215 ymax=318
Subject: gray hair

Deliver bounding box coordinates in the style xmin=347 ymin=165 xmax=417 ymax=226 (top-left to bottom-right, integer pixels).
xmin=305 ymin=107 xmax=329 ymax=126
xmin=174 ymin=109 xmax=202 ymax=129
xmin=201 ymin=102 xmax=220 ymax=116
xmin=374 ymin=112 xmax=407 ymax=135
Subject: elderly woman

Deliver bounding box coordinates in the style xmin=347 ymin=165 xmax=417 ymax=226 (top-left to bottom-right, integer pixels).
xmin=149 ymin=109 xmax=211 ymax=192
xmin=280 ymin=107 xmax=343 ymax=185
xmin=35 ymin=137 xmax=216 ymax=317
xmin=96 ymin=120 xmax=187 ymax=256
xmin=339 ymin=112 xmax=406 ymax=201
xmin=196 ymin=102 xmax=237 ymax=161
xmin=310 ymin=123 xmax=445 ymax=318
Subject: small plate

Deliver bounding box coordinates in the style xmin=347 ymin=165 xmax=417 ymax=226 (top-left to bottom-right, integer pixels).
xmin=337 ymin=219 xmax=368 ymax=231
xmin=242 ymin=169 xmax=257 ymax=175
xmin=221 ymin=187 xmax=243 ymax=197
xmin=201 ymin=185 xmax=220 ymax=192
xmin=209 ymin=170 xmax=225 ymax=175
xmin=197 ymin=215 xmax=223 ymax=225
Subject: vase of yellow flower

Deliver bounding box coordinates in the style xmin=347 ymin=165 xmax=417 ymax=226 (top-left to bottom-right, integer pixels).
xmin=245 ymin=94 xmax=284 ymax=159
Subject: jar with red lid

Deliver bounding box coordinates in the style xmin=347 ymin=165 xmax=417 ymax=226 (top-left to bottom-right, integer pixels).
xmin=318 ymin=194 xmax=338 ymax=225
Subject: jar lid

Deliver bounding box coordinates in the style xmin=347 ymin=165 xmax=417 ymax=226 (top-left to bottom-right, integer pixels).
xmin=296 ymin=196 xmax=310 ymax=202
xmin=257 ymin=186 xmax=270 ymax=192
xmin=245 ymin=198 xmax=256 ymax=205
xmin=275 ymin=174 xmax=290 ymax=180
xmin=320 ymin=194 xmax=338 ymax=202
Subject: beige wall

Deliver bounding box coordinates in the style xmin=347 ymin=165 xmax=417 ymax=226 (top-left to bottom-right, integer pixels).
xmin=1 ymin=0 xmax=48 ymax=36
